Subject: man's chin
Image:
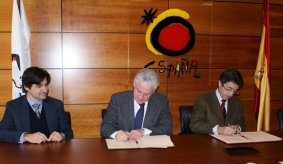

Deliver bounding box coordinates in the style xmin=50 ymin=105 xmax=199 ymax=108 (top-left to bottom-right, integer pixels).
xmin=40 ymin=95 xmax=47 ymax=99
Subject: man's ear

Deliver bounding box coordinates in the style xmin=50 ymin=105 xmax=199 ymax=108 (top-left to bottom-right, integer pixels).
xmin=218 ymin=80 xmax=222 ymax=87
xmin=23 ymin=85 xmax=29 ymax=92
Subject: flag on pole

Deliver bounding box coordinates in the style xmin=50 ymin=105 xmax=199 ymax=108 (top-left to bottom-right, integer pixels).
xmin=253 ymin=0 xmax=270 ymax=131
xmin=11 ymin=0 xmax=31 ymax=99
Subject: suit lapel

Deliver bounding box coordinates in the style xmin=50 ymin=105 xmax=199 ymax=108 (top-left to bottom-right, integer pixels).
xmin=143 ymin=94 xmax=156 ymax=127
xmin=19 ymin=96 xmax=31 ymax=132
xmin=43 ymin=98 xmax=52 ymax=130
xmin=210 ymin=92 xmax=225 ymax=121
xmin=124 ymin=93 xmax=135 ymax=129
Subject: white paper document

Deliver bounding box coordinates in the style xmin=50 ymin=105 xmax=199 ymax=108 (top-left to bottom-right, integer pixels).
xmin=105 ymin=135 xmax=174 ymax=149
xmin=210 ymin=131 xmax=282 ymax=144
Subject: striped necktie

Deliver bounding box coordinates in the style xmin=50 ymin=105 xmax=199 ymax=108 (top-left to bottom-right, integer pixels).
xmin=32 ymin=104 xmax=41 ymax=118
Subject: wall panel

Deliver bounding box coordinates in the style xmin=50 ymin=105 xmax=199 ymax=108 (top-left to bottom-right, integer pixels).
xmin=47 ymin=69 xmax=63 ymax=101
xmin=25 ymin=0 xmax=61 ymax=32
xmin=63 ymin=33 xmax=129 ymax=68
xmin=271 ymin=38 xmax=283 ymax=69
xmin=0 ymin=33 xmax=11 ymax=69
xmin=31 ymin=33 xmax=62 ymax=68
xmin=0 ymin=70 xmax=11 ymax=105
xmin=212 ymin=2 xmax=262 ymax=36
xmin=270 ymin=4 xmax=283 ymax=37
xmin=0 ymin=1 xmax=12 ymax=31
xmin=65 ymin=104 xmax=107 ymax=138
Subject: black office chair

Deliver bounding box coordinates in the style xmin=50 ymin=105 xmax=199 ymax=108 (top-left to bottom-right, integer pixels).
xmin=179 ymin=105 xmax=193 ymax=134
xmin=101 ymin=109 xmax=107 ymax=119
xmin=278 ymin=109 xmax=283 ymax=130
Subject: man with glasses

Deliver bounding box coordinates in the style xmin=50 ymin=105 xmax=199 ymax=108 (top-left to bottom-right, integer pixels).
xmin=190 ymin=69 xmax=246 ymax=135
xmin=100 ymin=68 xmax=172 ymax=141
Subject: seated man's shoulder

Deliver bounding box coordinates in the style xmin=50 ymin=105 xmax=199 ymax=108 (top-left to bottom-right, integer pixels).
xmin=6 ymin=96 xmax=25 ymax=106
xmin=44 ymin=96 xmax=63 ymax=104
xmin=112 ymin=90 xmax=132 ymax=98
xmin=197 ymin=91 xmax=214 ymax=100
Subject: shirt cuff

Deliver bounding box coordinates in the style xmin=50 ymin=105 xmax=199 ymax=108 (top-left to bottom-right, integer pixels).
xmin=143 ymin=128 xmax=152 ymax=136
xmin=110 ymin=131 xmax=118 ymax=140
xmin=19 ymin=132 xmax=26 ymax=144
xmin=212 ymin=125 xmax=219 ymax=134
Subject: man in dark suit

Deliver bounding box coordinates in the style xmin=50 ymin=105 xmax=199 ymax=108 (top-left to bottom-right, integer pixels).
xmin=100 ymin=68 xmax=172 ymax=141
xmin=190 ymin=68 xmax=246 ymax=135
xmin=0 ymin=67 xmax=73 ymax=144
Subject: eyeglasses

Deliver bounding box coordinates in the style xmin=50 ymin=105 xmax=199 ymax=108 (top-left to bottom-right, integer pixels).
xmin=222 ymin=84 xmax=239 ymax=94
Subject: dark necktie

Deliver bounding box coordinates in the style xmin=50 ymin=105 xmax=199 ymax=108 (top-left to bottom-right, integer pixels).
xmin=134 ymin=103 xmax=145 ymax=129
xmin=220 ymin=100 xmax=226 ymax=119
xmin=32 ymin=104 xmax=41 ymax=118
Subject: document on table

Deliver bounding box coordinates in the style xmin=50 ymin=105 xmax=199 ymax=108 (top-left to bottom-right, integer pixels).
xmin=105 ymin=135 xmax=174 ymax=149
xmin=210 ymin=131 xmax=282 ymax=144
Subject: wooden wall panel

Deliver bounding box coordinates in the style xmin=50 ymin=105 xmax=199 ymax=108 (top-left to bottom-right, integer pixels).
xmin=31 ymin=33 xmax=62 ymax=68
xmin=270 ymin=4 xmax=283 ymax=37
xmin=219 ymin=0 xmax=262 ymax=2
xmin=65 ymin=104 xmax=107 ymax=138
xmin=271 ymin=70 xmax=283 ymax=100
xmin=242 ymin=101 xmax=257 ymax=131
xmin=211 ymin=36 xmax=260 ymax=68
xmin=271 ymin=38 xmax=283 ymax=69
xmin=0 ymin=70 xmax=11 ymax=105
xmin=170 ymin=102 xmax=182 ymax=134
xmin=0 ymin=1 xmax=12 ymax=31
xmin=0 ymin=33 xmax=11 ymax=69
xmin=25 ymin=0 xmax=61 ymax=32
xmin=212 ymin=2 xmax=262 ymax=36
xmin=63 ymin=33 xmax=128 ymax=68
xmin=64 ymin=69 xmax=130 ymax=104
xmin=47 ymin=69 xmax=63 ymax=101
xmin=270 ymin=0 xmax=283 ymax=4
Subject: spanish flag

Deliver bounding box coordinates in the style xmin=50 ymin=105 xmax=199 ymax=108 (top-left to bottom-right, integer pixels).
xmin=254 ymin=0 xmax=270 ymax=131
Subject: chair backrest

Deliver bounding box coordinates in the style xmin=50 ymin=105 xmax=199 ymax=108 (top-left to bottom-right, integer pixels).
xmin=179 ymin=105 xmax=193 ymax=134
xmin=101 ymin=109 xmax=107 ymax=119
xmin=278 ymin=109 xmax=283 ymax=130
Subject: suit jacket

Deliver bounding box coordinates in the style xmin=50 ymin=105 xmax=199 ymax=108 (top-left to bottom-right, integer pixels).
xmin=190 ymin=91 xmax=246 ymax=134
xmin=100 ymin=91 xmax=173 ymax=138
xmin=0 ymin=95 xmax=73 ymax=144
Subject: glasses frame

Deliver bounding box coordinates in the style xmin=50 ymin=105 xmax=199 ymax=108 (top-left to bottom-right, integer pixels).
xmin=222 ymin=84 xmax=239 ymax=94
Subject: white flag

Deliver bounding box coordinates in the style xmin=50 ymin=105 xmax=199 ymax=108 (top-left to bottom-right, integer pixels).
xmin=11 ymin=0 xmax=31 ymax=99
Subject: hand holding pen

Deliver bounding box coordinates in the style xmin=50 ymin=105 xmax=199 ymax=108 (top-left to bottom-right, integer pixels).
xmin=217 ymin=124 xmax=240 ymax=135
